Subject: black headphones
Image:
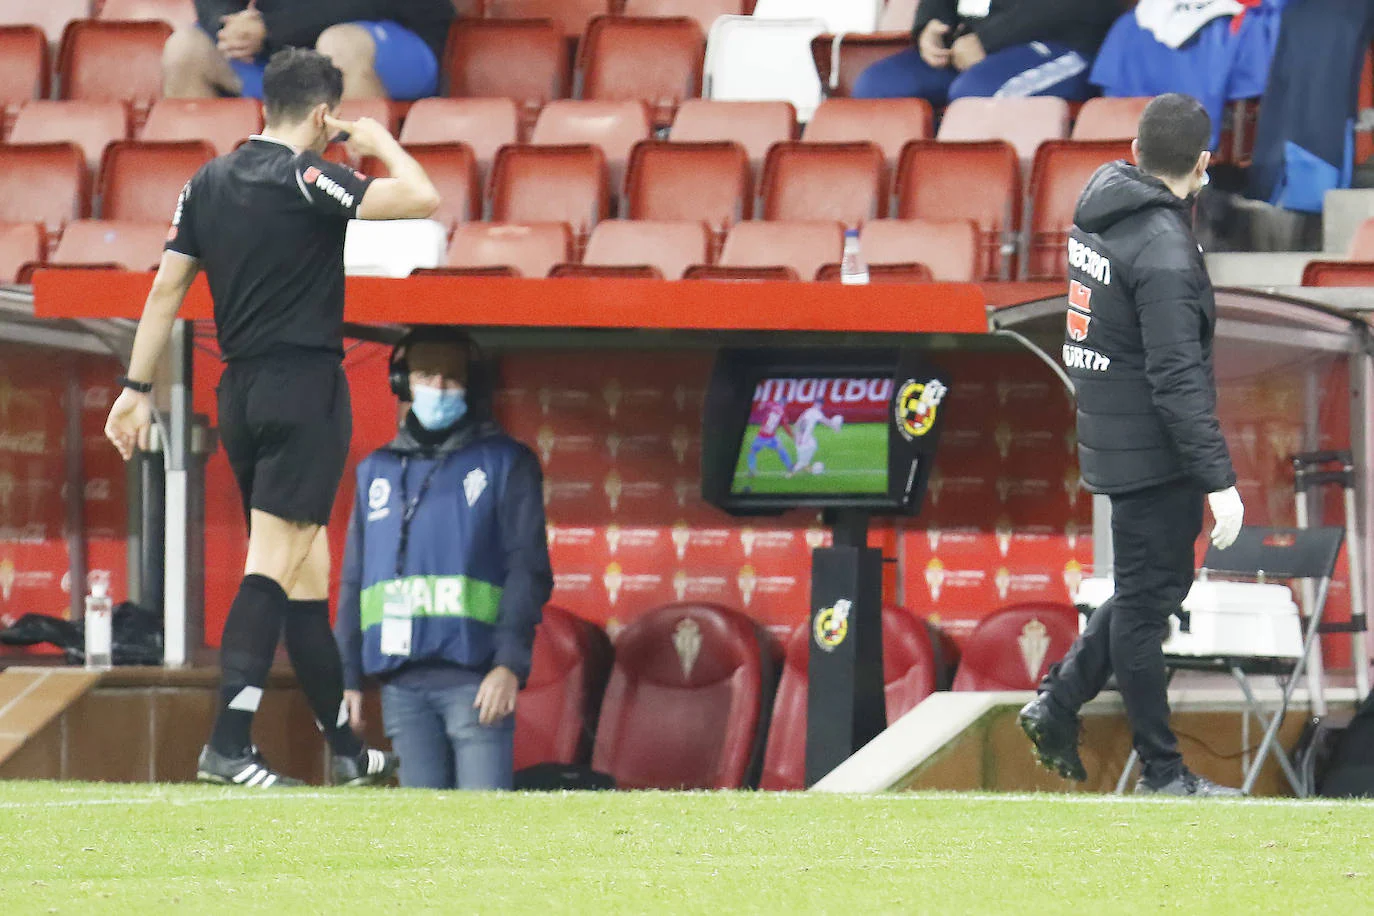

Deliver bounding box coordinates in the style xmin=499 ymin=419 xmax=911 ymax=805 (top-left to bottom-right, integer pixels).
xmin=388 ymin=325 xmax=487 ymax=403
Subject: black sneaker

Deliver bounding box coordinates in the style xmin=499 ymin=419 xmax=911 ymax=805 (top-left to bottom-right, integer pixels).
xmin=197 ymin=745 xmax=303 ymax=788
xmin=1018 ymin=695 xmax=1088 ymax=782
xmin=1134 ymin=770 xmax=1244 ymax=797
xmin=332 ymin=747 xmax=399 ymax=787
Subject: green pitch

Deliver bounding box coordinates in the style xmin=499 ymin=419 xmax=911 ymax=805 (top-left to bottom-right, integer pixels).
xmin=2 ymin=784 xmax=1372 ymax=915
xmin=732 ymin=422 xmax=887 ymax=495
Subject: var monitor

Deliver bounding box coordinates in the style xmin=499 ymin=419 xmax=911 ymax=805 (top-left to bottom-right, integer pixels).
xmin=701 ymin=348 xmax=950 ymax=515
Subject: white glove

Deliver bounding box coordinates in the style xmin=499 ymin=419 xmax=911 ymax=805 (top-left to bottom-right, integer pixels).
xmin=1207 ymin=486 xmax=1245 ymax=550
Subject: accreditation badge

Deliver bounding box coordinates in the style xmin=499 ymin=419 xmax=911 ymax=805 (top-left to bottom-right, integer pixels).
xmin=380 ymin=590 xmax=413 ymax=657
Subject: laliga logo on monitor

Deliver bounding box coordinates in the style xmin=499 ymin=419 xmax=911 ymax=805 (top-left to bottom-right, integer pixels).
xmin=739 ymin=526 xmax=757 ymax=557
xmin=603 ymin=562 xmax=624 ymax=605
xmin=737 ymin=564 xmax=758 ymax=606
xmin=925 ymin=558 xmax=946 ymax=602
xmin=814 ymin=598 xmax=852 ymax=653
xmin=604 ymin=471 xmax=623 ymax=512
xmin=0 ymin=556 xmax=15 ymax=601
xmin=603 ymin=378 xmax=623 ymax=418
xmin=895 ymin=378 xmax=948 ymax=442
xmin=1063 ymin=559 xmax=1084 ymax=598
xmin=536 ymin=426 xmax=556 ymax=463
xmin=672 ymin=521 xmax=691 ymax=561
xmin=995 ymin=567 xmax=1012 ymax=601
xmin=671 ymin=426 xmax=691 ymax=465
xmin=604 ymin=523 xmax=622 ymax=555
xmin=995 ymin=422 xmax=1014 ymax=460
xmin=673 ymin=570 xmax=689 ymax=602
xmin=673 ymin=617 xmax=703 ymax=680
xmin=1018 ymin=618 xmax=1051 ymax=682
xmin=995 ymin=517 xmax=1014 ymax=558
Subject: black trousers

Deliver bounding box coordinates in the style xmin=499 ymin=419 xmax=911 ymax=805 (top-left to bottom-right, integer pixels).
xmin=1045 ymin=480 xmax=1203 ymax=784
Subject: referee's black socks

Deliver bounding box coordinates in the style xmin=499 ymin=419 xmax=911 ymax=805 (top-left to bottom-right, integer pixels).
xmin=284 ymin=599 xmax=364 ymax=759
xmin=210 ymin=573 xmax=287 ymax=757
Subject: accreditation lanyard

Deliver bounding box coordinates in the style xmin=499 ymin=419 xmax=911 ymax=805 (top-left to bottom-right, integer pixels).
xmin=394 ymin=454 xmax=449 ymax=580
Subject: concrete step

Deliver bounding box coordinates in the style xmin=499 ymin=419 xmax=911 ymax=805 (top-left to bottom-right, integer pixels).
xmin=1323 ymin=188 xmax=1374 ymax=255
xmin=0 ymin=668 xmax=99 ymax=772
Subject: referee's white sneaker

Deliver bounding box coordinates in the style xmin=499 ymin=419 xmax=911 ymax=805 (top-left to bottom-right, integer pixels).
xmin=197 ymin=745 xmax=303 ymax=788
xmin=1134 ymin=769 xmax=1243 ymax=797
xmin=332 ymin=747 xmax=399 ymax=787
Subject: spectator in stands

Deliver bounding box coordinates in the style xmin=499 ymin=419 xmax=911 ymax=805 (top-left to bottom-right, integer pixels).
xmin=335 ymin=328 xmax=552 ymax=790
xmin=164 ymin=1 xmax=454 ymax=101
xmin=852 ymin=0 xmax=1118 ymax=103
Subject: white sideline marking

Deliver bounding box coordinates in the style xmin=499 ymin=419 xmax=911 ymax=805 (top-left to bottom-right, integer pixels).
xmin=0 ymin=792 xmax=340 ymax=810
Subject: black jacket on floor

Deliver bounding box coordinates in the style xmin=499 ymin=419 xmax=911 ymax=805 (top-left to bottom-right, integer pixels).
xmin=1064 ymin=161 xmax=1236 ymax=496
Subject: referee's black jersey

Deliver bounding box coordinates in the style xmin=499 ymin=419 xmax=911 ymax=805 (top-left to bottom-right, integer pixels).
xmin=165 ymin=135 xmax=373 ymax=362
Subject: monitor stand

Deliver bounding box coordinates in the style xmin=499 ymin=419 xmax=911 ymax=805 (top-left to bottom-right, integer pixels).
xmin=804 ymin=509 xmax=887 ymax=787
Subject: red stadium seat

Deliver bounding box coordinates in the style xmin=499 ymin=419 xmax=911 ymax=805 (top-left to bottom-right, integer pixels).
xmin=684 ymin=264 xmax=798 ymax=281
xmin=445 ymin=222 xmax=573 ymax=278
xmin=580 ymin=219 xmax=710 ymax=279
xmin=549 ymin=263 xmax=663 ymax=279
xmin=0 ymin=26 xmax=48 ymax=134
xmin=718 ymin=220 xmax=843 ymax=280
xmin=590 ymin=603 xmax=775 ymax=789
xmin=759 ymin=607 xmax=946 ymax=791
xmin=625 ymin=140 xmax=751 ymax=238
xmin=803 ymin=98 xmax=932 ymax=164
xmin=1026 ymin=140 xmax=1133 ymax=280
xmin=445 ymin=18 xmax=570 ymax=132
xmin=1072 ymin=97 xmax=1152 ymax=141
xmin=8 ymin=99 xmax=130 ymax=171
xmin=48 ymin=218 xmax=165 ymax=269
xmin=484 ymin=0 xmax=610 ymax=37
xmin=490 ymin=144 xmax=609 ymax=248
xmin=938 ymin=96 xmax=1070 ymax=165
xmin=530 ymin=100 xmax=651 ymax=197
xmin=98 ymin=0 xmax=196 ymax=28
xmin=335 ymin=98 xmax=397 ymax=134
xmin=140 ymin=98 xmax=261 ymax=157
xmin=0 ymin=223 xmax=46 ymax=284
xmin=1347 ymin=218 xmax=1374 ymax=258
xmin=398 ymin=97 xmax=519 ymax=173
xmin=814 ymin=262 xmax=932 ymax=282
xmin=670 ymin=99 xmax=796 ymax=169
xmin=810 ymin=34 xmax=909 ymax=99
xmin=859 ymin=218 xmax=979 ymax=282
xmin=1301 ymin=261 xmax=1374 ymax=287
xmin=366 ymin=143 xmax=479 ymax=232
xmin=580 ymin=16 xmax=705 ymax=128
xmin=760 ymin=141 xmax=886 ymax=226
xmin=98 ymin=140 xmax=214 ymax=222
xmin=896 ymin=139 xmax=1020 ymax=280
xmin=0 ymin=0 xmax=88 ymax=47
xmin=58 ymin=20 xmax=171 ymax=116
xmin=513 ymin=606 xmax=613 ymax=770
xmin=621 ymin=0 xmax=745 ymax=34
xmin=0 ymin=143 xmax=89 ymax=236
xmin=950 ymin=603 xmax=1079 ymax=691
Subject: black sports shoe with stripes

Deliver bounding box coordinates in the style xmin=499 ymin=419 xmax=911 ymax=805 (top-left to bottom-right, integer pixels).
xmin=332 ymin=747 xmax=399 ymax=787
xmin=197 ymin=745 xmax=303 ymax=788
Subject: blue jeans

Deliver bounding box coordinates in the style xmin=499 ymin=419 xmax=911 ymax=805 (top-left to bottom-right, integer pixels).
xmin=380 ymin=681 xmax=515 ymax=789
xmin=852 ymin=41 xmax=1093 ymax=103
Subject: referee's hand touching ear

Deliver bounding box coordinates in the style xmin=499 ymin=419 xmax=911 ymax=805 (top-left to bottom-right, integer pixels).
xmin=323 ymin=115 xmax=441 ymax=220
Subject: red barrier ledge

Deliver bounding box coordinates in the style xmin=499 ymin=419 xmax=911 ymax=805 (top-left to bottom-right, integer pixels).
xmin=30 ymin=270 xmax=1032 ymax=336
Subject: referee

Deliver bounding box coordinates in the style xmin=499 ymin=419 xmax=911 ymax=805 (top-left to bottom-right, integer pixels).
xmin=105 ymin=48 xmax=440 ymax=787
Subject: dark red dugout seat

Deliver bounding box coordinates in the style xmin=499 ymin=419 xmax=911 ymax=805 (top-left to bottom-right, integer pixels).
xmin=759 ymin=606 xmax=948 ymax=791
xmin=591 ymin=603 xmax=776 ymax=789
xmin=0 ymin=143 xmax=89 ymax=238
xmin=950 ymin=603 xmax=1079 ymax=691
xmin=760 ymin=141 xmax=886 ymax=226
xmin=444 ymin=18 xmax=569 ymax=132
xmin=514 ymin=606 xmax=614 ymax=770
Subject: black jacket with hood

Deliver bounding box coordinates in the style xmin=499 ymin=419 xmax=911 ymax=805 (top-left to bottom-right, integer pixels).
xmin=196 ymin=0 xmax=454 ymax=62
xmin=1064 ymin=161 xmax=1236 ymax=496
xmin=912 ymin=0 xmax=1117 ymax=56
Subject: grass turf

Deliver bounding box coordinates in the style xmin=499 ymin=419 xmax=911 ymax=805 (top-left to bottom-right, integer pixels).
xmin=2 ymin=784 xmax=1373 ymax=915
xmin=732 ymin=422 xmax=887 ymax=495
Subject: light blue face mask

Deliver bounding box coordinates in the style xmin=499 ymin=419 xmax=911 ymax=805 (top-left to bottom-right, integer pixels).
xmin=411 ymin=385 xmax=467 ymax=430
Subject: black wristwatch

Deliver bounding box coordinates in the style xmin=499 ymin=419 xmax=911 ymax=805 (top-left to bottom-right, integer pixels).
xmin=117 ymin=375 xmax=153 ymax=393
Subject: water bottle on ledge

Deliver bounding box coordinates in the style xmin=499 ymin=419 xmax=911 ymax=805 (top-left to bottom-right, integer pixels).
xmin=85 ymin=579 xmax=112 ymax=671
xmin=840 ymin=228 xmax=869 ymax=285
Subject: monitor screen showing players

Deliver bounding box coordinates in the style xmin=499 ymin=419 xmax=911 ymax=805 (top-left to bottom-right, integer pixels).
xmin=730 ymin=376 xmax=891 ymax=496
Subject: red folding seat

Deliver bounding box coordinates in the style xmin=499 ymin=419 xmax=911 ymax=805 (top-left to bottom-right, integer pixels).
xmin=445 ymin=223 xmax=573 ymax=278
xmin=759 ymin=606 xmax=946 ymax=791
xmin=896 ymin=139 xmax=1020 ymax=280
xmin=530 ymin=100 xmax=651 ymax=197
xmin=938 ymin=96 xmax=1070 ymax=165
xmin=490 ymin=144 xmax=609 ymax=248
xmin=858 ymin=218 xmax=979 ymax=282
xmin=1301 ymin=262 xmax=1374 ymax=287
xmin=625 ymin=140 xmax=751 ymax=237
xmin=803 ymin=98 xmax=932 ymax=165
xmin=335 ymin=98 xmax=398 ymax=134
xmin=98 ymin=0 xmax=196 ymax=28
xmin=760 ymin=141 xmax=885 ymax=226
xmin=1347 ymin=218 xmax=1374 ymax=259
xmin=580 ymin=16 xmax=705 ymax=128
xmin=0 ymin=144 xmax=89 ymax=237
xmin=684 ymin=264 xmax=798 ymax=281
xmin=445 ymin=19 xmax=570 ymax=132
xmin=1026 ymin=140 xmax=1133 ymax=280
xmin=580 ymin=219 xmax=710 ymax=279
xmin=0 ymin=26 xmax=48 ymax=135
xmin=98 ymin=140 xmax=214 ymax=222
xmin=718 ymin=220 xmax=843 ymax=280
xmin=1072 ymin=96 xmax=1152 ymax=141
xmin=366 ymin=143 xmax=480 ymax=232
xmin=513 ymin=605 xmax=614 ymax=770
xmin=140 ymin=98 xmax=261 ymax=157
xmin=398 ymin=97 xmax=518 ymax=174
xmin=590 ymin=603 xmax=776 ymax=789
xmin=670 ymin=99 xmax=796 ymax=170
xmin=47 ymin=218 xmax=165 ymax=269
xmin=810 ymin=35 xmax=909 ymax=100
xmin=484 ymin=0 xmax=610 ymax=38
xmin=621 ymin=0 xmax=745 ymax=34
xmin=0 ymin=0 xmax=88 ymax=47
xmin=950 ymin=603 xmax=1079 ymax=691
xmin=58 ymin=20 xmax=171 ymax=117
xmin=0 ymin=223 xmax=46 ymax=284
xmin=8 ymin=99 xmax=130 ymax=172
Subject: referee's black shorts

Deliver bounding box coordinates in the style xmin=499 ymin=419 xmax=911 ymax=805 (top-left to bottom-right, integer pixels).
xmin=217 ymin=352 xmax=351 ymax=528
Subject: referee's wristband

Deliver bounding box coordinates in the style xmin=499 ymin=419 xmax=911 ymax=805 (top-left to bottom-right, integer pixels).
xmin=117 ymin=375 xmax=153 ymax=394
